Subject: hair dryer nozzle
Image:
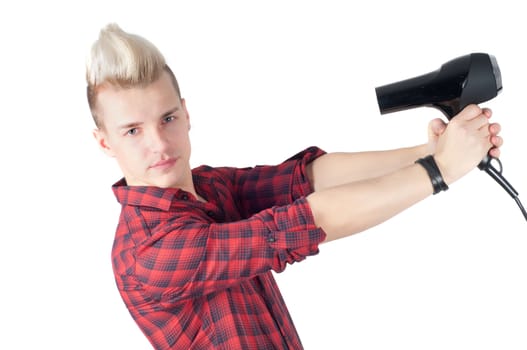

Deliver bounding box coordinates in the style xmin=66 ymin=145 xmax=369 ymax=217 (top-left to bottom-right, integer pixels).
xmin=375 ymin=53 xmax=502 ymax=119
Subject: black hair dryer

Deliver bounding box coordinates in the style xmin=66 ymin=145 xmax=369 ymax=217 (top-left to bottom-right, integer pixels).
xmin=375 ymin=53 xmax=527 ymax=222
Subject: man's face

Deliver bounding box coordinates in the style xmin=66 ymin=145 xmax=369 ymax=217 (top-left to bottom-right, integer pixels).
xmin=93 ymin=71 xmax=193 ymax=189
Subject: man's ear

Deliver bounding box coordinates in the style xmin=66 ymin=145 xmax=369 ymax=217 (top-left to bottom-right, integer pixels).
xmin=93 ymin=129 xmax=116 ymax=157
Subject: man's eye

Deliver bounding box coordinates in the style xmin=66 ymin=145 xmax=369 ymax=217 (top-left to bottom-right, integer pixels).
xmin=127 ymin=128 xmax=138 ymax=136
xmin=163 ymin=116 xmax=175 ymax=123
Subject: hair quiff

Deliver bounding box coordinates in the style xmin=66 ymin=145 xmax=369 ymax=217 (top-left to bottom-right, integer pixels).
xmin=86 ymin=23 xmax=181 ymax=128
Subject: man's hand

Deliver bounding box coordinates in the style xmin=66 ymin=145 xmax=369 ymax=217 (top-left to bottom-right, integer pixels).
xmin=426 ymin=108 xmax=502 ymax=157
xmin=433 ymin=105 xmax=502 ymax=184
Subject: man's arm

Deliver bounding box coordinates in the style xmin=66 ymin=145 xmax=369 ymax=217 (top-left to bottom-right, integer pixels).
xmin=133 ymin=198 xmax=325 ymax=302
xmin=306 ymin=117 xmax=455 ymax=192
xmin=306 ymin=144 xmax=428 ymax=192
xmin=307 ymin=162 xmax=431 ymax=241
xmin=306 ymin=105 xmax=500 ymax=242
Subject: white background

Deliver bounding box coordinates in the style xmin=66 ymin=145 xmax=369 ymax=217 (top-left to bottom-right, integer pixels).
xmin=1 ymin=1 xmax=526 ymax=349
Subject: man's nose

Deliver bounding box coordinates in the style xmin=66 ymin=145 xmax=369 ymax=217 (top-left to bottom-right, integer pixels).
xmin=147 ymin=128 xmax=170 ymax=153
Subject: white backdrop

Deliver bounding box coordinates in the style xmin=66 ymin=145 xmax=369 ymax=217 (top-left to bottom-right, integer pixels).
xmin=1 ymin=1 xmax=526 ymax=349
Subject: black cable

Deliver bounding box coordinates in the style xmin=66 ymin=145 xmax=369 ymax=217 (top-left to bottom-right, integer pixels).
xmin=479 ymin=156 xmax=526 ymax=222
xmin=514 ymin=196 xmax=527 ymax=221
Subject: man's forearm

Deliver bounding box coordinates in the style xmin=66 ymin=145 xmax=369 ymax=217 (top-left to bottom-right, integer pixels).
xmin=307 ymin=162 xmax=432 ymax=242
xmin=307 ymin=144 xmax=429 ymax=192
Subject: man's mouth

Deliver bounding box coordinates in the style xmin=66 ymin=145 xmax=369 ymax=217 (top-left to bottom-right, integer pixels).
xmin=149 ymin=158 xmax=177 ymax=169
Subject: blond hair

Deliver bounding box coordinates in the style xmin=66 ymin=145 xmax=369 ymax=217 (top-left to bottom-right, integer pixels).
xmin=86 ymin=23 xmax=181 ymax=127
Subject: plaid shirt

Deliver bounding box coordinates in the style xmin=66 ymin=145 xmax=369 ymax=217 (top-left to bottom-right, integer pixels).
xmin=111 ymin=146 xmax=327 ymax=349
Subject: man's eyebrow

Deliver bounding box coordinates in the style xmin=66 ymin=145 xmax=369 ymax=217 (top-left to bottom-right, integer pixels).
xmin=160 ymin=106 xmax=180 ymax=118
xmin=118 ymin=121 xmax=143 ymax=130
xmin=117 ymin=107 xmax=180 ymax=130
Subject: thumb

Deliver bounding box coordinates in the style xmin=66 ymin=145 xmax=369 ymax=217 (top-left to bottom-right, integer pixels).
xmin=428 ymin=118 xmax=447 ymax=138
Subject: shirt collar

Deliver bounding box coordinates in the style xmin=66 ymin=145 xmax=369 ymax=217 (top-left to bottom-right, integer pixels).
xmin=112 ymin=178 xmax=179 ymax=211
xmin=111 ymin=167 xmax=215 ymax=211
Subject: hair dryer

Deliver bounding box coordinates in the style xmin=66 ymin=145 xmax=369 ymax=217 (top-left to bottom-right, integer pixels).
xmin=375 ymin=53 xmax=526 ymax=221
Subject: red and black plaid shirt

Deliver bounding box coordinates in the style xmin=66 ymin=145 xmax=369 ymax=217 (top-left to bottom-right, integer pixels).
xmin=111 ymin=146 xmax=327 ymax=349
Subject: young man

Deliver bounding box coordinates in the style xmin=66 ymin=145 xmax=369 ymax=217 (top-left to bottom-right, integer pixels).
xmin=87 ymin=23 xmax=503 ymax=350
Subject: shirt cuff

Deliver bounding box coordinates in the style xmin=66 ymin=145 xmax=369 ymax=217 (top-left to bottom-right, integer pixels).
xmin=260 ymin=197 xmax=327 ymax=272
xmin=287 ymin=146 xmax=326 ymax=200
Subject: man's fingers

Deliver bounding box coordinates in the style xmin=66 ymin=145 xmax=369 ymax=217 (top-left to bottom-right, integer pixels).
xmin=457 ymin=104 xmax=483 ymax=120
xmin=491 ymin=135 xmax=503 ymax=147
xmin=468 ymin=114 xmax=490 ymax=131
xmin=489 ymin=147 xmax=501 ymax=158
xmin=490 ymin=122 xmax=501 ymax=135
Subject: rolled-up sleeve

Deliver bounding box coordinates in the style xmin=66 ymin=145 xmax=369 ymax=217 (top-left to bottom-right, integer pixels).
xmin=232 ymin=146 xmax=326 ymax=217
xmin=259 ymin=197 xmax=326 ymax=270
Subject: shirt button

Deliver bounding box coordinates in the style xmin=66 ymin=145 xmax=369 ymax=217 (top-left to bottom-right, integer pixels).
xmin=207 ymin=210 xmax=215 ymax=218
xmin=181 ymin=194 xmax=189 ymax=200
xmin=267 ymin=236 xmax=276 ymax=243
